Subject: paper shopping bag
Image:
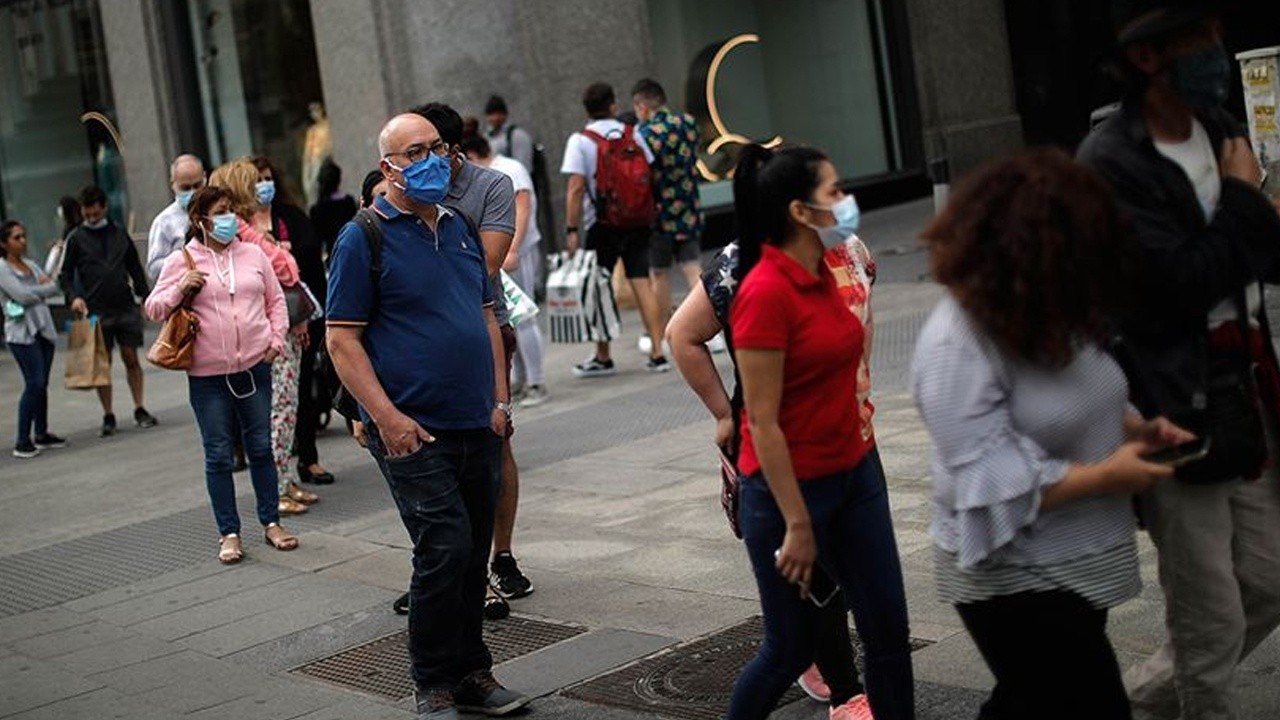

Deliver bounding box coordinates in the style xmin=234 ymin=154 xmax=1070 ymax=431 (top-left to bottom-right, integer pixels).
xmin=64 ymin=316 xmax=112 ymax=390
xmin=585 ymin=257 xmax=621 ymax=343
xmin=500 ymin=270 xmax=540 ymax=328
xmin=545 ymin=251 xmax=593 ymax=344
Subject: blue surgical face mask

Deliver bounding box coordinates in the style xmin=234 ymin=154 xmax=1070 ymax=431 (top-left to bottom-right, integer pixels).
xmin=256 ymin=180 xmax=276 ymax=206
xmin=176 ymin=189 xmax=196 ymax=210
xmin=1170 ymin=44 xmax=1230 ymax=108
xmin=387 ymin=154 xmax=452 ymax=205
xmin=84 ymin=218 xmax=108 ymax=231
xmin=805 ymin=194 xmax=861 ymax=250
xmin=210 ymin=213 xmax=238 ymax=244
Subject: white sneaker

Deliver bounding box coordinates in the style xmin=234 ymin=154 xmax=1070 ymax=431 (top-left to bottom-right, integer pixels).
xmin=638 ymin=334 xmax=653 ymax=355
xmin=520 ymin=385 xmax=550 ymax=407
xmin=707 ymin=332 xmax=728 ymax=354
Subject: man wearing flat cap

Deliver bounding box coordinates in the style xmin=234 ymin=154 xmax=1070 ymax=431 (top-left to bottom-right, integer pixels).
xmin=1078 ymin=3 xmax=1280 ymax=719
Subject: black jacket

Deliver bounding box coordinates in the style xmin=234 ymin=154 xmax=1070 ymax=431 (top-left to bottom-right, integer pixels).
xmin=1077 ymin=98 xmax=1280 ymax=424
xmin=270 ymin=201 xmax=327 ymax=309
xmin=59 ymin=221 xmax=149 ymax=314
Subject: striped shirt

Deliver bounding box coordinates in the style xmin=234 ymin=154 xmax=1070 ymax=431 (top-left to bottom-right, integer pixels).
xmin=912 ymin=297 xmax=1141 ymax=608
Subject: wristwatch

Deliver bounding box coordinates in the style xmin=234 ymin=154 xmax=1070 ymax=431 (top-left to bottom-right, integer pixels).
xmin=495 ymin=401 xmax=514 ymax=417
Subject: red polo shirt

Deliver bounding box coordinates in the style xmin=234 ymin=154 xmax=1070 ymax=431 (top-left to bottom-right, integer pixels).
xmin=731 ymin=245 xmax=866 ymax=481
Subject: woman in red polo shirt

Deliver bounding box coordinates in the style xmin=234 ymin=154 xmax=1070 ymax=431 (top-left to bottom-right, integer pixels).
xmin=726 ymin=144 xmax=913 ymax=720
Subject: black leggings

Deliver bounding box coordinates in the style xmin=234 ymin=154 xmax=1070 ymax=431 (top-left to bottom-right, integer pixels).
xmin=956 ymin=590 xmax=1129 ymax=720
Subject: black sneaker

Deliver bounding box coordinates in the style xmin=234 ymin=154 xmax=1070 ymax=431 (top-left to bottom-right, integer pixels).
xmin=454 ymin=670 xmax=530 ymax=716
xmin=12 ymin=441 xmax=40 ymax=459
xmin=572 ymin=356 xmax=616 ymax=378
xmin=33 ymin=433 xmax=66 ymax=449
xmin=134 ymin=407 xmax=158 ymax=428
xmin=489 ymin=552 xmax=533 ymax=599
xmin=393 ymin=592 xmax=410 ymax=615
xmin=483 ymin=592 xmax=510 ymax=621
xmin=100 ymin=414 xmax=117 ymax=437
xmin=414 ymin=689 xmax=460 ymax=720
xmin=646 ymin=355 xmax=672 ymax=373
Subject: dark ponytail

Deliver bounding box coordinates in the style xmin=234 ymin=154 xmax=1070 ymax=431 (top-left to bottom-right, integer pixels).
xmin=731 ymin=143 xmax=828 ymax=283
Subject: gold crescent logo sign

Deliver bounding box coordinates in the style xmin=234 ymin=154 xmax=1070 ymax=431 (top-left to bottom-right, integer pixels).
xmin=697 ymin=34 xmax=783 ymax=182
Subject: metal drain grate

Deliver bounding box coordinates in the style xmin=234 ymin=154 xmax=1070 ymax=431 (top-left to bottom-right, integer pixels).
xmin=563 ymin=616 xmax=932 ymax=720
xmin=293 ymin=615 xmax=586 ymax=699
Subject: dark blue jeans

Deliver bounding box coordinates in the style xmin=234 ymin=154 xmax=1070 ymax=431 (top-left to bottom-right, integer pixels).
xmin=188 ymin=363 xmax=278 ymax=536
xmin=367 ymin=424 xmax=502 ymax=691
xmin=729 ymin=448 xmax=915 ymax=720
xmin=8 ymin=337 xmax=55 ymax=446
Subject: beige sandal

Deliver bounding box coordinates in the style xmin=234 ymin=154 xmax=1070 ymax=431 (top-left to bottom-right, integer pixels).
xmin=264 ymin=522 xmax=299 ymax=551
xmin=218 ymin=534 xmax=243 ymax=564
xmin=278 ymin=497 xmax=309 ymax=515
xmin=286 ymin=482 xmax=319 ymax=505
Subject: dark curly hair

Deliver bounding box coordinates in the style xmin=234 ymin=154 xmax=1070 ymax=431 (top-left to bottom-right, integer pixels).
xmin=185 ymin=186 xmax=233 ymax=242
xmin=923 ymin=148 xmax=1127 ymax=368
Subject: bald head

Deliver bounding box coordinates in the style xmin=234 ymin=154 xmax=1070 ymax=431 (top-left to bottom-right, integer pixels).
xmin=378 ymin=113 xmax=440 ymax=158
xmin=170 ymin=154 xmax=205 ymax=194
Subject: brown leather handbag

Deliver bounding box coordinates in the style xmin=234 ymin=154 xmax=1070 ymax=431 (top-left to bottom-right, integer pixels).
xmin=147 ymin=248 xmax=201 ymax=370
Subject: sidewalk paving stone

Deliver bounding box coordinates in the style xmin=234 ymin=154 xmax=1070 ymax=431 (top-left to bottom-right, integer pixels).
xmin=0 ymin=607 xmax=92 ymax=645
xmin=0 ymin=653 xmax=103 ymax=716
xmin=9 ymin=620 xmax=136 ymax=660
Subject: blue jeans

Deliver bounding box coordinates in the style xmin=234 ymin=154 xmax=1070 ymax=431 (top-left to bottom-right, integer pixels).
xmin=729 ymin=448 xmax=915 ymax=720
xmin=188 ymin=363 xmax=279 ymax=536
xmin=8 ymin=337 xmax=55 ymax=446
xmin=367 ymin=424 xmax=502 ymax=691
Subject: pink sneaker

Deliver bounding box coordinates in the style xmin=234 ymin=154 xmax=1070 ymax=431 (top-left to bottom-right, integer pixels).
xmin=830 ymin=693 xmax=875 ymax=720
xmin=797 ymin=664 xmax=831 ymax=703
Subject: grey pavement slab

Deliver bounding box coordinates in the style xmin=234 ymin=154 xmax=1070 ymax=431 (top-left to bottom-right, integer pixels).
xmin=86 ymin=562 xmax=300 ymax=627
xmin=62 ymin=563 xmax=227 ymax=614
xmin=250 ymin=531 xmax=384 ymax=573
xmin=128 ymin=573 xmax=382 ymax=641
xmin=45 ymin=633 xmax=182 ymax=676
xmin=226 ymin=603 xmax=407 ymax=674
xmin=496 ymin=628 xmax=677 ymax=700
xmin=182 ymin=676 xmax=352 ymax=720
xmin=0 ymin=653 xmax=103 ymax=716
xmin=9 ymin=620 xmax=135 ymax=660
xmin=4 ymin=687 xmax=176 ymax=720
xmin=289 ymin=698 xmax=414 ymax=720
xmin=318 ymin=547 xmax=413 ymax=592
xmin=0 ymin=607 xmax=92 ymax=645
xmin=86 ymin=649 xmax=262 ymax=696
xmin=176 ymin=585 xmax=394 ymax=657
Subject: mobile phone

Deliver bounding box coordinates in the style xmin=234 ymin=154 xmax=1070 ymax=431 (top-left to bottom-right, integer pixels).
xmin=1143 ymin=437 xmax=1211 ymax=467
xmin=774 ymin=549 xmax=841 ymax=608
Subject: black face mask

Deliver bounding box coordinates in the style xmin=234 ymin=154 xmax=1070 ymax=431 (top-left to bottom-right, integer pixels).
xmin=1169 ymin=44 xmax=1230 ymax=107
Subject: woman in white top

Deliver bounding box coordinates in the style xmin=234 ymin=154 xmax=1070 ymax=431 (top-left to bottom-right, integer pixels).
xmin=1 ymin=221 xmax=66 ymax=458
xmin=912 ymin=149 xmax=1193 ymax=720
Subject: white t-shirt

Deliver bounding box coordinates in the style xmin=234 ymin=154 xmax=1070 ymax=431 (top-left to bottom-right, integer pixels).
xmin=1153 ymin=119 xmax=1261 ymax=328
xmin=560 ymin=118 xmax=653 ymax=230
xmin=489 ymin=154 xmax=541 ymax=252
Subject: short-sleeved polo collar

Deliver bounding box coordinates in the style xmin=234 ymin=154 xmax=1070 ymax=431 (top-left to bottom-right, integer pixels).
xmin=761 ymin=244 xmax=827 ymax=290
xmin=372 ymin=194 xmax=455 ymax=223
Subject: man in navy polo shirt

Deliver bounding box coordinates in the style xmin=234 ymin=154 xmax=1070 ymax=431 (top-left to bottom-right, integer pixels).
xmin=326 ymin=113 xmax=526 ymax=720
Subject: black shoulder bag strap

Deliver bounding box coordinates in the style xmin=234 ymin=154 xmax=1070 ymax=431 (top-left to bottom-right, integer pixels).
xmin=352 ymin=208 xmax=383 ymax=319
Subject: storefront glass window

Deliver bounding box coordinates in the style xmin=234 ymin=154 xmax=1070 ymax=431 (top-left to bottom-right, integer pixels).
xmin=0 ymin=0 xmax=124 ymax=256
xmin=648 ymin=0 xmax=903 ymax=206
xmin=186 ymin=0 xmax=326 ymax=206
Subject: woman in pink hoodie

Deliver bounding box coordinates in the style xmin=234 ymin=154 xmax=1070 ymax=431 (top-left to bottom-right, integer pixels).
xmin=146 ymin=186 xmax=298 ymax=564
xmin=210 ymin=158 xmax=319 ymax=516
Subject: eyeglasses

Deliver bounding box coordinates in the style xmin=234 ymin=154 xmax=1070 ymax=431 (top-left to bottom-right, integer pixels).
xmin=384 ymin=139 xmax=449 ymax=165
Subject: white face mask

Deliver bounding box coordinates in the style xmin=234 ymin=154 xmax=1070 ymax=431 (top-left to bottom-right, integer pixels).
xmin=805 ymin=195 xmax=861 ymax=250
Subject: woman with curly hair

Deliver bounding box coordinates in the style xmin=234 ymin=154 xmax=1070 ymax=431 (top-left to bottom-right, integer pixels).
xmin=911 ymin=148 xmax=1193 ymax=720
xmin=209 ymin=158 xmax=317 ymax=515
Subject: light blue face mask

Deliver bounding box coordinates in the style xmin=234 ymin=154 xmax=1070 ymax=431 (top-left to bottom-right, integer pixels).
xmin=176 ymin=189 xmax=196 ymax=210
xmin=210 ymin=213 xmax=238 ymax=244
xmin=256 ymin=180 xmax=276 ymax=206
xmin=806 ymin=194 xmax=861 ymax=249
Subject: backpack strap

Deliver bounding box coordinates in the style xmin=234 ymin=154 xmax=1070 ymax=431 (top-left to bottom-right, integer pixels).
xmin=352 ymin=208 xmax=383 ymax=320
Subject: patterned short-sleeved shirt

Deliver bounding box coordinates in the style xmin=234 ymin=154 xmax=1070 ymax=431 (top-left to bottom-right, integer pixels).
xmin=638 ymin=109 xmax=703 ymax=241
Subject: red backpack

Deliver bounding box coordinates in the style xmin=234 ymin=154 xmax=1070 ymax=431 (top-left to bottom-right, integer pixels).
xmin=582 ymin=124 xmax=656 ymax=230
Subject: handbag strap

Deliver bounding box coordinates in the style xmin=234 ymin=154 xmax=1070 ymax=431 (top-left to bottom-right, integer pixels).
xmin=176 ymin=246 xmax=198 ymax=312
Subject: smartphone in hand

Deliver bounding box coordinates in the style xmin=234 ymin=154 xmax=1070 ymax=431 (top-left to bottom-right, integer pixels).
xmin=1143 ymin=438 xmax=1211 ymax=467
